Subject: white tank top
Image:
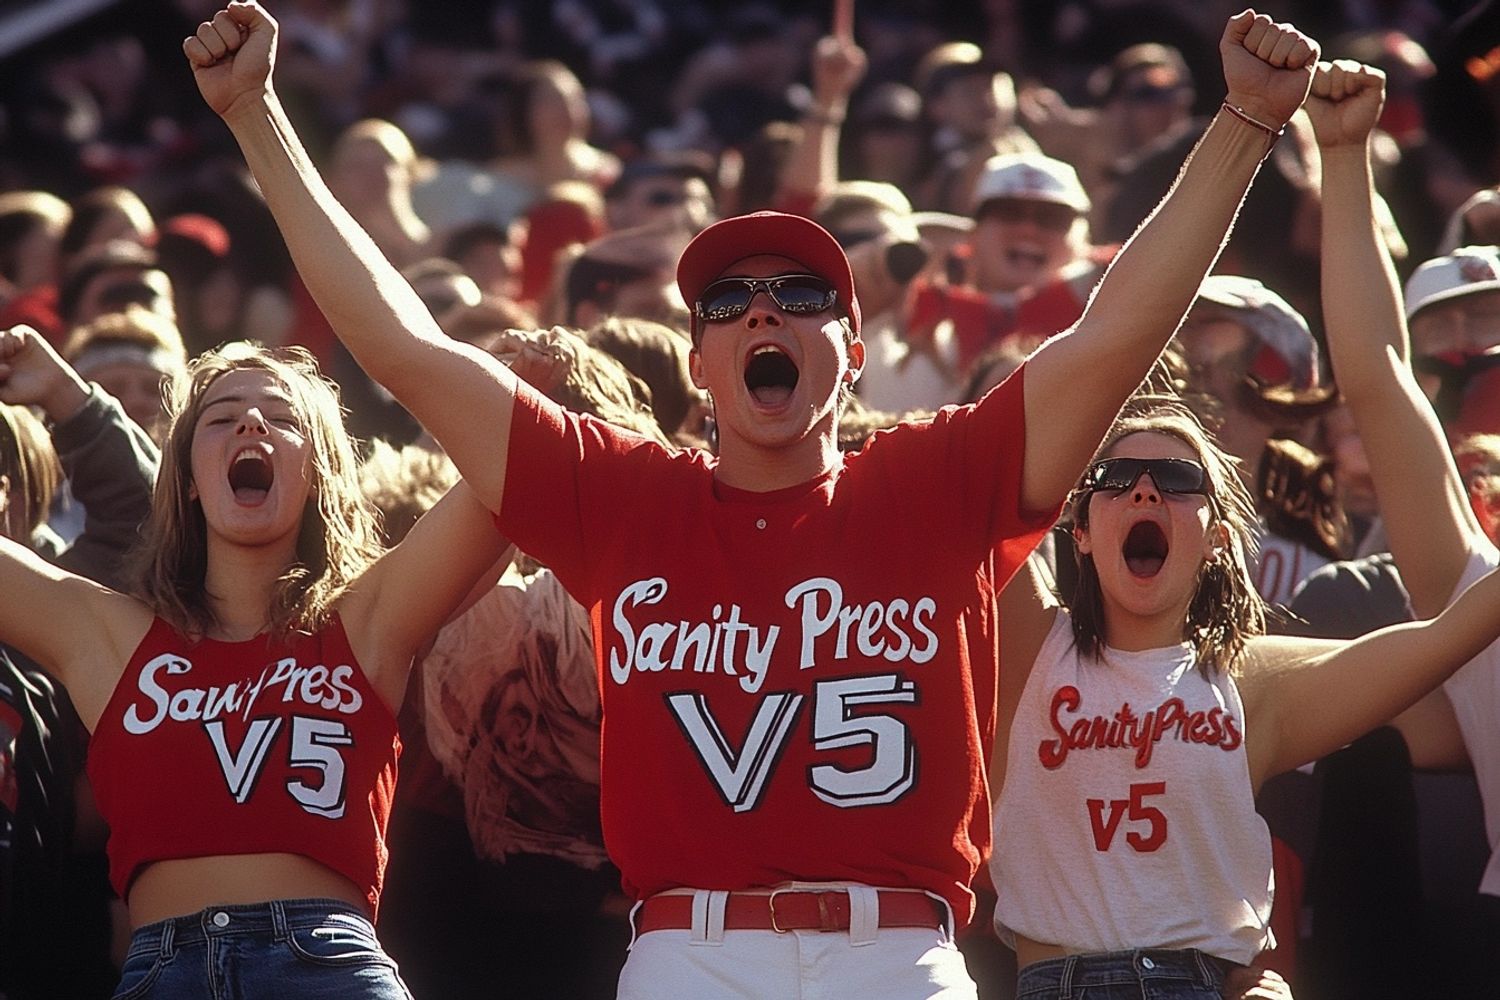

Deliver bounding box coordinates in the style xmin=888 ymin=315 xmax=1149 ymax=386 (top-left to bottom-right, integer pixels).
xmin=992 ymin=611 xmax=1273 ymax=965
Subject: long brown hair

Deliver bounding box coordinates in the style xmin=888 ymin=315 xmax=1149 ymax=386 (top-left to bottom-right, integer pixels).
xmin=0 ymin=402 xmax=62 ymax=542
xmin=128 ymin=343 xmax=382 ymax=640
xmin=1068 ymin=396 xmax=1267 ymax=676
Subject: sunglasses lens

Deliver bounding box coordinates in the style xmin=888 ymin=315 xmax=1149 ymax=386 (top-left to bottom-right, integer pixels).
xmin=1151 ymin=460 xmax=1206 ymax=493
xmin=1086 ymin=458 xmax=1206 ymax=494
xmin=771 ymin=276 xmax=836 ymax=314
xmin=697 ymin=275 xmax=836 ymax=323
xmin=698 ymin=281 xmax=754 ymax=321
xmin=1089 ymin=458 xmax=1139 ymax=492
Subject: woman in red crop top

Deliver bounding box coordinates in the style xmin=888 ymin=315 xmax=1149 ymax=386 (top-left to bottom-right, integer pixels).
xmin=0 ymin=330 xmax=510 ymax=998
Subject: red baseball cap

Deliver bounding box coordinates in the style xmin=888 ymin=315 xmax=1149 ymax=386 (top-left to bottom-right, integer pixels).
xmin=676 ymin=211 xmax=861 ymax=336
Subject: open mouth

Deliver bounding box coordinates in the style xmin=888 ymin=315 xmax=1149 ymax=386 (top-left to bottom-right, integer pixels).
xmin=228 ymin=449 xmax=274 ymax=505
xmin=1123 ymin=520 xmax=1168 ymax=578
xmin=743 ymin=344 xmax=800 ymax=408
xmin=1005 ymin=247 xmax=1048 ymax=270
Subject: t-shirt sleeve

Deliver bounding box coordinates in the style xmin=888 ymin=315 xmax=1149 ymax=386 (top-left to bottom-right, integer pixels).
xmin=975 ymin=364 xmax=1063 ymax=587
xmin=909 ymin=362 xmax=1061 ymax=589
xmin=496 ymin=380 xmax=659 ymax=603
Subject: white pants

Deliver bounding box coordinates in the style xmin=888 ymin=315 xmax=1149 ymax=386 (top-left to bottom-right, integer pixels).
xmin=616 ymin=886 xmax=978 ymax=1000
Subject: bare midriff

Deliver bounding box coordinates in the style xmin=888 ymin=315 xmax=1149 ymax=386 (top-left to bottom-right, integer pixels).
xmin=1014 ymin=933 xmax=1078 ymax=969
xmin=127 ymin=853 xmax=368 ymax=927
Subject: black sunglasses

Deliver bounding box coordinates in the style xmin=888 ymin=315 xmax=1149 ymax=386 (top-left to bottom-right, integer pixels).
xmin=978 ymin=199 xmax=1077 ymax=233
xmin=694 ymin=273 xmax=838 ymax=324
xmin=1081 ymin=457 xmax=1211 ymax=496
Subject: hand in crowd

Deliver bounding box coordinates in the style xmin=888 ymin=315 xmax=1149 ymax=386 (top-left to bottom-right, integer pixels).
xmin=810 ymin=34 xmax=867 ymax=113
xmin=1222 ymin=966 xmax=1294 ymax=1000
xmin=1219 ymin=10 xmax=1320 ymax=130
xmin=0 ymin=324 xmax=90 ymax=423
xmin=1305 ymin=60 xmax=1387 ymax=149
xmin=485 ymin=326 xmax=576 ymax=397
xmin=182 ymin=1 xmax=275 ymax=121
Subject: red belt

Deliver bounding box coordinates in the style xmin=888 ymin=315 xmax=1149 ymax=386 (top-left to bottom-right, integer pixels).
xmin=635 ymin=889 xmax=944 ymax=934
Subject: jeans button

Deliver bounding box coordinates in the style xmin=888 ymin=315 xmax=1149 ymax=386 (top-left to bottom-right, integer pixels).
xmin=1141 ymin=957 xmax=1155 ymax=970
xmin=212 ymin=911 xmax=230 ymax=927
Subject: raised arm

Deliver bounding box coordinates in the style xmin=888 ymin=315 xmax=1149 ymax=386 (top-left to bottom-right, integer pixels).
xmin=0 ymin=327 xmax=161 ymax=588
xmin=1309 ymin=60 xmax=1486 ymax=617
xmin=339 ymin=478 xmax=514 ymax=713
xmin=776 ymin=22 xmax=865 ymax=207
xmin=992 ymin=553 xmax=1061 ymax=793
xmin=1019 ymin=12 xmax=1318 ymax=513
xmin=184 ymin=3 xmax=519 ymax=511
xmin=1240 ymin=563 xmax=1500 ymax=788
xmin=0 ymin=327 xmax=153 ymax=716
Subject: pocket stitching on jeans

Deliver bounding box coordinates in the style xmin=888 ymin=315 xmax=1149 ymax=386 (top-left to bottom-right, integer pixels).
xmin=111 ymin=955 xmax=166 ymax=1000
xmin=285 ymin=926 xmax=396 ymax=968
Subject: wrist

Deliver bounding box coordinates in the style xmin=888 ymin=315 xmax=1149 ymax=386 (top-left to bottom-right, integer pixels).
xmin=805 ymin=103 xmax=847 ymax=126
xmin=1219 ymin=100 xmax=1284 ymax=140
xmin=41 ymin=372 xmax=91 ymax=425
xmin=220 ymin=88 xmax=279 ymax=131
xmin=1316 ymin=137 xmax=1372 ymax=155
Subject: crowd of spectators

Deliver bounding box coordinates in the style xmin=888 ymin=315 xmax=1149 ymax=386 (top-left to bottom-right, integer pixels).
xmin=3 ymin=1 xmax=1500 ymax=998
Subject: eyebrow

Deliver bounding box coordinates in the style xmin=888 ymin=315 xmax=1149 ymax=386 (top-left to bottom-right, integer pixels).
xmin=201 ymin=391 xmax=296 ymax=411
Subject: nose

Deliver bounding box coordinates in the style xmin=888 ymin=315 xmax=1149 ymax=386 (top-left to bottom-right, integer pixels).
xmin=236 ymin=408 xmax=269 ymax=436
xmin=1128 ymin=474 xmax=1161 ymax=505
xmin=742 ymin=292 xmax=785 ymax=329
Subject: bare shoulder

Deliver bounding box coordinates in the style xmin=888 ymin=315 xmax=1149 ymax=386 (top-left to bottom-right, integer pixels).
xmin=1231 ymin=633 xmax=1333 ymax=702
xmin=56 ymin=586 xmax=157 ymax=729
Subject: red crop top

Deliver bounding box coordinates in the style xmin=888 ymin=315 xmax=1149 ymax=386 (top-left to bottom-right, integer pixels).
xmin=86 ymin=616 xmax=400 ymax=914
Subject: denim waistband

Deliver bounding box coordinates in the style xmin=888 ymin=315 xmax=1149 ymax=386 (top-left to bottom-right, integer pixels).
xmin=1018 ymin=949 xmax=1232 ymax=997
xmin=126 ymin=898 xmax=374 ymax=957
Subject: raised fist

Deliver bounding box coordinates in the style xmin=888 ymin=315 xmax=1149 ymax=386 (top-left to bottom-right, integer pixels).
xmin=183 ymin=1 xmax=278 ymax=121
xmin=0 ymin=325 xmax=89 ymax=422
xmin=1220 ymin=11 xmax=1320 ymax=131
xmin=812 ymin=35 xmax=868 ymax=109
xmin=1305 ymin=60 xmax=1387 ymax=148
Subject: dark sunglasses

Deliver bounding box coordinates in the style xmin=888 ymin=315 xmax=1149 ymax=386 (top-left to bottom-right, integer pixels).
xmin=1119 ymin=84 xmax=1185 ymax=104
xmin=694 ymin=273 xmax=838 ymax=324
xmin=978 ymin=198 xmax=1077 ymax=233
xmin=1081 ymin=457 xmax=1211 ymax=496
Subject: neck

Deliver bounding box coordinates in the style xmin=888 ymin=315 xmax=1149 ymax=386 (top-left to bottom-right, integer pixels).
xmin=712 ymin=423 xmax=842 ymax=493
xmin=1098 ymin=594 xmax=1193 ymax=653
xmin=202 ymin=536 xmax=301 ymax=641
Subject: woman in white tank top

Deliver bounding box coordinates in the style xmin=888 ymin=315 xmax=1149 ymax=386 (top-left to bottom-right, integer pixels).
xmin=990 ymin=391 xmax=1500 ymax=1000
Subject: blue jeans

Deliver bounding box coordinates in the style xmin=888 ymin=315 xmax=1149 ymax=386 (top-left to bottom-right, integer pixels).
xmin=1016 ymin=949 xmax=1230 ymax=1000
xmin=111 ymin=898 xmax=413 ymax=1000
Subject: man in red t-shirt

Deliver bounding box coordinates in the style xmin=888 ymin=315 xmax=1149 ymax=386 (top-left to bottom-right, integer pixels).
xmin=194 ymin=3 xmax=1319 ymax=995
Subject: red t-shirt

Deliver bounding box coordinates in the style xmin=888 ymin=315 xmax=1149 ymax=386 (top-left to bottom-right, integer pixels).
xmin=87 ymin=616 xmax=400 ymax=915
xmin=497 ymin=365 xmax=1053 ymax=926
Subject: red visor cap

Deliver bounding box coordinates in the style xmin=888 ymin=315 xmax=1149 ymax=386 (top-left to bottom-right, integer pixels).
xmin=677 ymin=211 xmax=861 ymax=335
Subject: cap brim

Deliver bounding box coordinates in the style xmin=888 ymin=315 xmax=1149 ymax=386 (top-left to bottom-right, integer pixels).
xmin=911 ymin=211 xmax=975 ymax=237
xmin=1406 ymin=279 xmax=1500 ymax=321
xmin=676 ymin=211 xmax=861 ymax=333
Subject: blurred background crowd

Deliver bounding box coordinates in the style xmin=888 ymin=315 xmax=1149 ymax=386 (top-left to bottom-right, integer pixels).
xmin=2 ymin=1 xmax=1500 ymax=998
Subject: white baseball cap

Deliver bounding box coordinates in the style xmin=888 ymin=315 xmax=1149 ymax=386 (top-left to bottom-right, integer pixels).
xmin=971 ymin=153 xmax=1090 ymax=216
xmin=1194 ymin=274 xmax=1321 ymax=391
xmin=1404 ymin=245 xmax=1500 ymax=321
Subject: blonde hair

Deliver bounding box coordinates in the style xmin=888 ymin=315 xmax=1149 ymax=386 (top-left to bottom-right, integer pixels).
xmin=358 ymin=441 xmax=459 ymax=546
xmin=0 ymin=403 xmax=62 ymax=542
xmin=128 ymin=342 xmax=382 ymax=639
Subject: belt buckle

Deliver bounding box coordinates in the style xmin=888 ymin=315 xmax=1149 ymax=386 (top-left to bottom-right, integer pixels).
xmin=768 ymin=889 xmax=842 ymax=933
xmin=767 ymin=889 xmax=791 ymax=933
